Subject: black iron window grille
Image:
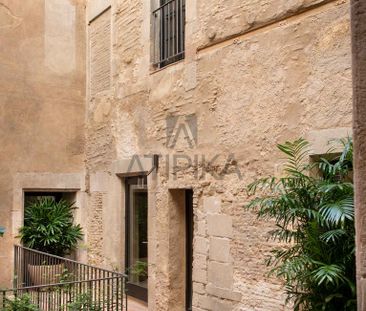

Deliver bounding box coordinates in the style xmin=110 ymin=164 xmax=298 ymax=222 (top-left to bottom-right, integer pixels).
xmin=153 ymin=0 xmax=185 ymax=68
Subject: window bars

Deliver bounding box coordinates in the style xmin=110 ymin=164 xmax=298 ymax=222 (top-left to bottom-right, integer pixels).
xmin=153 ymin=0 xmax=186 ymax=68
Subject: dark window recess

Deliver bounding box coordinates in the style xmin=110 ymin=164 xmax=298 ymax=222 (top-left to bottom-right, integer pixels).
xmin=153 ymin=0 xmax=185 ymax=68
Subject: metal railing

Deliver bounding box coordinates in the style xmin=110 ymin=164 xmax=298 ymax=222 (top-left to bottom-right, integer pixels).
xmin=0 ymin=245 xmax=128 ymax=310
xmin=152 ymin=0 xmax=185 ymax=68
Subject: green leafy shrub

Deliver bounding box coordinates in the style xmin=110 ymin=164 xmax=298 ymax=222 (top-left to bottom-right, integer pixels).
xmin=18 ymin=198 xmax=83 ymax=256
xmin=4 ymin=294 xmax=39 ymax=311
xmin=66 ymin=293 xmax=102 ymax=311
xmin=247 ymin=138 xmax=356 ymax=311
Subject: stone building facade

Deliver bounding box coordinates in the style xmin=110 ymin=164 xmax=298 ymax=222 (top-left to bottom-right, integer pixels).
xmin=0 ymin=0 xmax=355 ymax=310
xmin=0 ymin=0 xmax=86 ymax=287
xmin=84 ymin=0 xmax=352 ymax=310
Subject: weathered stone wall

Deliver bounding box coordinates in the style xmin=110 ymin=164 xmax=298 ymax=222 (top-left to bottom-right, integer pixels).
xmin=0 ymin=0 xmax=86 ymax=287
xmin=85 ymin=0 xmax=352 ymax=309
xmin=351 ymin=0 xmax=366 ymax=310
xmin=89 ymin=8 xmax=111 ymax=96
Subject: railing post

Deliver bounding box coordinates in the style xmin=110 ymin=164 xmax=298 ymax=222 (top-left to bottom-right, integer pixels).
xmin=13 ymin=245 xmax=17 ymax=289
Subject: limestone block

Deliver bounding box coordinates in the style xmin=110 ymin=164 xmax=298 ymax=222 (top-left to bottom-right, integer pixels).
xmin=196 ymin=220 xmax=207 ymax=236
xmin=207 ymin=214 xmax=233 ymax=238
xmin=112 ymin=157 xmax=154 ymax=175
xmin=193 ymin=282 xmax=206 ymax=294
xmin=194 ymin=254 xmax=207 ymax=270
xmin=206 ymin=283 xmax=242 ymax=302
xmin=208 ymin=261 xmax=233 ymax=289
xmin=195 ymin=236 xmax=209 ymax=255
xmin=90 ymin=171 xmax=110 ymax=192
xmin=209 ymin=237 xmax=231 ymax=262
xmin=203 ymin=196 xmax=221 ymax=214
xmin=198 ymin=295 xmax=234 ymax=311
xmin=192 ymin=266 xmax=207 ymax=284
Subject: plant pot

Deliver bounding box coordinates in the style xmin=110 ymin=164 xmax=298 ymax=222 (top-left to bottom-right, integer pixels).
xmin=28 ymin=263 xmax=64 ymax=286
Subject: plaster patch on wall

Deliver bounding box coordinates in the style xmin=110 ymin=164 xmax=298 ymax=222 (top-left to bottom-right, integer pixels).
xmin=0 ymin=3 xmax=22 ymax=29
xmin=44 ymin=0 xmax=76 ymax=75
xmin=111 ymin=109 xmax=139 ymax=158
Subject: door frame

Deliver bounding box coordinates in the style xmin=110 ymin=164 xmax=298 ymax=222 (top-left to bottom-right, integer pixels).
xmin=185 ymin=189 xmax=193 ymax=311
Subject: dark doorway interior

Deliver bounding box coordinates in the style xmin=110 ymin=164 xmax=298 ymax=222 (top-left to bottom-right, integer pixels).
xmin=22 ymin=191 xmax=78 ymax=283
xmin=24 ymin=192 xmax=64 ymax=206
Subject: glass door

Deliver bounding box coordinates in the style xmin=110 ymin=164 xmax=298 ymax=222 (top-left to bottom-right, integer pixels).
xmin=125 ymin=176 xmax=148 ymax=302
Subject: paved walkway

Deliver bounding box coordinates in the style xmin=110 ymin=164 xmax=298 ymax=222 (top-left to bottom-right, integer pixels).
xmin=127 ymin=297 xmax=148 ymax=311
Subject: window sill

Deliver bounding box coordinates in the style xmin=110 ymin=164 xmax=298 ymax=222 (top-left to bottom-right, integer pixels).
xmin=150 ymin=58 xmax=185 ymax=75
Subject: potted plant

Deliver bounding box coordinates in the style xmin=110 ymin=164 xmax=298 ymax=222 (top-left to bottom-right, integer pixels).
xmin=129 ymin=260 xmax=148 ymax=282
xmin=18 ymin=197 xmax=83 ymax=285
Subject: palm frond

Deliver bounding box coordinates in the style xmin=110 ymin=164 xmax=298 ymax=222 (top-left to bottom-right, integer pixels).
xmin=320 ymin=229 xmax=347 ymax=243
xmin=277 ymin=138 xmax=310 ymax=173
xmin=319 ymin=198 xmax=354 ymax=225
xmin=312 ymin=264 xmax=345 ymax=286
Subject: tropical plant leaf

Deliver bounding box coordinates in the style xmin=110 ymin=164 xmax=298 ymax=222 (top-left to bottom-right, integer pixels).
xmin=246 ymin=138 xmax=355 ymax=311
xmin=18 ymin=198 xmax=83 ymax=256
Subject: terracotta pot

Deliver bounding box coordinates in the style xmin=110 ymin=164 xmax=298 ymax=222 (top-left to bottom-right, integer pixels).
xmin=28 ymin=263 xmax=64 ymax=286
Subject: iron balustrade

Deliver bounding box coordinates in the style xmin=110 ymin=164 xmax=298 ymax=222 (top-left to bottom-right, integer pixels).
xmin=0 ymin=245 xmax=128 ymax=310
xmin=152 ymin=0 xmax=185 ymax=68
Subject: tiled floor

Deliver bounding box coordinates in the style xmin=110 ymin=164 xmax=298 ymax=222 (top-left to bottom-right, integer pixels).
xmin=127 ymin=297 xmax=148 ymax=311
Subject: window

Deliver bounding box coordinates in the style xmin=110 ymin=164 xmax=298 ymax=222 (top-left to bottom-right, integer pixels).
xmin=152 ymin=0 xmax=185 ymax=68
